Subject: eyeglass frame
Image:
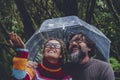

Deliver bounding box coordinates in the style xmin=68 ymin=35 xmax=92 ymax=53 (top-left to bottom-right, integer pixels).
xmin=45 ymin=42 xmax=61 ymax=49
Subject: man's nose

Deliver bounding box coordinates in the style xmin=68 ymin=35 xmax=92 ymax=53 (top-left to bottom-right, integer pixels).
xmin=72 ymin=41 xmax=78 ymax=45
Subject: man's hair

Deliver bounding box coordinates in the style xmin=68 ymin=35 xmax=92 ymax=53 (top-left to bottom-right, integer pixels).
xmin=84 ymin=35 xmax=96 ymax=57
xmin=67 ymin=33 xmax=96 ymax=57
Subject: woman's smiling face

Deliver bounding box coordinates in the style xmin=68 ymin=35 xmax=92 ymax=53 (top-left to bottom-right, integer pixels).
xmin=43 ymin=40 xmax=62 ymax=61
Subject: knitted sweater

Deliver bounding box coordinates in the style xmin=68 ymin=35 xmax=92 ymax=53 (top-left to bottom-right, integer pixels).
xmin=64 ymin=58 xmax=115 ymax=80
xmin=13 ymin=48 xmax=72 ymax=80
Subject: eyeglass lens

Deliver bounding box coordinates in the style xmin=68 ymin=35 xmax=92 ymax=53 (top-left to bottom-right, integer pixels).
xmin=45 ymin=43 xmax=61 ymax=49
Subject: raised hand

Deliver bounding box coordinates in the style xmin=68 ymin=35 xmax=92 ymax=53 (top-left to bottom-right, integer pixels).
xmin=9 ymin=32 xmax=25 ymax=49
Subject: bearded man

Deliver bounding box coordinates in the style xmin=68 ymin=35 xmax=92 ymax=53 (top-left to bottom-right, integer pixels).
xmin=64 ymin=33 xmax=115 ymax=80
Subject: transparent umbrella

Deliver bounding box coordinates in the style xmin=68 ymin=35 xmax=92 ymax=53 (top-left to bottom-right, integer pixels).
xmin=25 ymin=16 xmax=111 ymax=62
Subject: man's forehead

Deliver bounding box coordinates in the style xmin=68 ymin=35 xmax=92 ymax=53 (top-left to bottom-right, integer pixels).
xmin=71 ymin=34 xmax=84 ymax=40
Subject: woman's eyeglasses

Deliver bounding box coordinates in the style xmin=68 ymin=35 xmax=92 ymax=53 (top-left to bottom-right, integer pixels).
xmin=45 ymin=43 xmax=61 ymax=49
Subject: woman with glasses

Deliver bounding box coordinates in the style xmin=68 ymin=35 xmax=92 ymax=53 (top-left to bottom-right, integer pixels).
xmin=9 ymin=32 xmax=72 ymax=80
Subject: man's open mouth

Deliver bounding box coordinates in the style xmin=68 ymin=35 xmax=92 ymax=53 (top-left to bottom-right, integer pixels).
xmin=72 ymin=48 xmax=80 ymax=53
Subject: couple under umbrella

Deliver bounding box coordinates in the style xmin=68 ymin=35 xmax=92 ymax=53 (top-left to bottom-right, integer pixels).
xmin=10 ymin=16 xmax=115 ymax=80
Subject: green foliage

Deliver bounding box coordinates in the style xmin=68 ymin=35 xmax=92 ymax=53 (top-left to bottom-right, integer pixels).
xmin=110 ymin=57 xmax=120 ymax=71
xmin=0 ymin=44 xmax=14 ymax=79
xmin=11 ymin=17 xmax=24 ymax=35
xmin=0 ymin=0 xmax=120 ymax=79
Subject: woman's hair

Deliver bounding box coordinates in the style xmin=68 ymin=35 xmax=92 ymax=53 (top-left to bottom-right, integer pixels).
xmin=42 ymin=38 xmax=67 ymax=62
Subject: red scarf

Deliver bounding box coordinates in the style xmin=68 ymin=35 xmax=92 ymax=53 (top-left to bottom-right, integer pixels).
xmin=36 ymin=58 xmax=68 ymax=79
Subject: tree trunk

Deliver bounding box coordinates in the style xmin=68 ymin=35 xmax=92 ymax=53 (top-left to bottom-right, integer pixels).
xmin=86 ymin=0 xmax=96 ymax=23
xmin=111 ymin=0 xmax=120 ymax=15
xmin=14 ymin=0 xmax=35 ymax=38
xmin=105 ymin=0 xmax=120 ymax=24
xmin=53 ymin=0 xmax=78 ymax=16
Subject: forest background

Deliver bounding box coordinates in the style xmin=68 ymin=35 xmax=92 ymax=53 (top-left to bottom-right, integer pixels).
xmin=0 ymin=0 xmax=120 ymax=80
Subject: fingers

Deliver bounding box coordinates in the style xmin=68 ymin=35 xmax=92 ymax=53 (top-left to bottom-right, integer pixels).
xmin=9 ymin=32 xmax=17 ymax=41
xmin=9 ymin=39 xmax=14 ymax=47
xmin=9 ymin=32 xmax=16 ymax=47
xmin=27 ymin=61 xmax=38 ymax=68
xmin=17 ymin=36 xmax=25 ymax=48
xmin=9 ymin=32 xmax=25 ymax=48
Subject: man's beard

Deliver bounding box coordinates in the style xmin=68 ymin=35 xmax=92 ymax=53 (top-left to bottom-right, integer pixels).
xmin=70 ymin=50 xmax=86 ymax=63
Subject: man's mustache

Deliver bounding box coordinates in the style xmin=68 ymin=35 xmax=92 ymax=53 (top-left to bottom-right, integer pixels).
xmin=70 ymin=45 xmax=81 ymax=51
xmin=69 ymin=44 xmax=81 ymax=56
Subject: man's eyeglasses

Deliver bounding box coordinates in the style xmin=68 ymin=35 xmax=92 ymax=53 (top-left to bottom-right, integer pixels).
xmin=45 ymin=43 xmax=61 ymax=49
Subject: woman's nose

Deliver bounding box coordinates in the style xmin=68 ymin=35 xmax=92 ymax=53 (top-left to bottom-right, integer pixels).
xmin=49 ymin=45 xmax=56 ymax=48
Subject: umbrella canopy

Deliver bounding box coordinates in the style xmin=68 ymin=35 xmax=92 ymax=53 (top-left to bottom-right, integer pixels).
xmin=25 ymin=16 xmax=111 ymax=62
